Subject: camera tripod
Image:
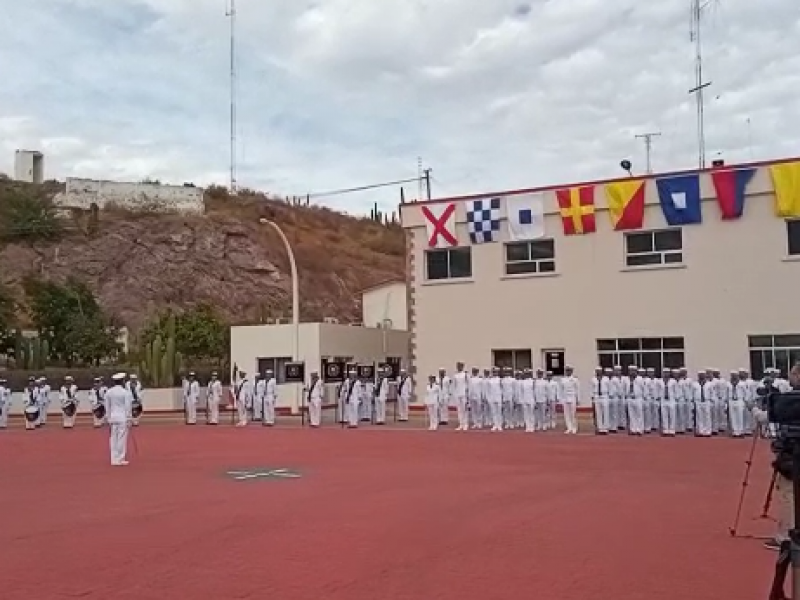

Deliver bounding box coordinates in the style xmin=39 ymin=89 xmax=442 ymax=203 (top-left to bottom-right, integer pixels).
xmin=730 ymin=428 xmax=777 ymax=539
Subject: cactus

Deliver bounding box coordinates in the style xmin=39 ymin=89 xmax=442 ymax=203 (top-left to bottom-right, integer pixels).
xmin=40 ymin=338 xmax=49 ymax=368
xmin=139 ymin=331 xmax=182 ymax=388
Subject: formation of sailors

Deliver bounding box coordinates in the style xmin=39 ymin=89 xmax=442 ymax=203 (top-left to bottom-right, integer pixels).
xmin=0 ymin=374 xmax=144 ymax=430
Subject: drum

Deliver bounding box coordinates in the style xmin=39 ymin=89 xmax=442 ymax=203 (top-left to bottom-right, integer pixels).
xmin=62 ymin=401 xmax=77 ymax=417
xmin=92 ymin=403 xmax=106 ymax=419
xmin=132 ymin=401 xmax=143 ymax=419
xmin=24 ymin=407 xmax=40 ymax=422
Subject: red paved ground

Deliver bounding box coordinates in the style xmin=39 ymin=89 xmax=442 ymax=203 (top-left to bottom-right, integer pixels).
xmin=0 ymin=425 xmax=776 ymax=599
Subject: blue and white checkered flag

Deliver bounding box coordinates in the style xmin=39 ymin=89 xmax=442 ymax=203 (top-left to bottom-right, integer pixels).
xmin=465 ymin=197 xmax=501 ymax=244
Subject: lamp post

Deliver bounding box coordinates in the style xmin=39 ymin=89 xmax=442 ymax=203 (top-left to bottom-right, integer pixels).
xmin=259 ymin=218 xmax=300 ymax=414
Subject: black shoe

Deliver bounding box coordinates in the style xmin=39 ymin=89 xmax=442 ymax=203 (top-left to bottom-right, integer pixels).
xmin=764 ymin=539 xmax=782 ymax=551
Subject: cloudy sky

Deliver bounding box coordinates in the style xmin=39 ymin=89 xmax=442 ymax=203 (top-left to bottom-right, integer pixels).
xmin=1 ymin=0 xmax=798 ymax=213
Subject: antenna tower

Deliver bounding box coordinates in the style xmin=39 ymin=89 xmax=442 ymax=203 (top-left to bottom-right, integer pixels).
xmin=226 ymin=0 xmax=238 ymax=193
xmin=635 ymin=132 xmax=661 ymax=174
xmin=689 ymin=0 xmax=712 ymax=170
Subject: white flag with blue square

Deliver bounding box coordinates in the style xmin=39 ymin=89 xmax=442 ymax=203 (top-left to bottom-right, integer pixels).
xmin=466 ymin=197 xmax=501 ymax=244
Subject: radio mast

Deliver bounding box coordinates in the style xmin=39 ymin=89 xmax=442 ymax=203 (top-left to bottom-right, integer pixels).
xmin=226 ymin=0 xmax=238 ymax=193
xmin=688 ymin=0 xmax=712 ymax=169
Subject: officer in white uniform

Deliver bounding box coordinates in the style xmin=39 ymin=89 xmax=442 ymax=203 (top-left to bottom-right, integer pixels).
xmin=106 ymin=373 xmax=133 ymax=466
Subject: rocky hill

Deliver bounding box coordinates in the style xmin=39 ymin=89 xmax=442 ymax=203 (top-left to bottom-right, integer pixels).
xmin=0 ymin=180 xmax=406 ymax=330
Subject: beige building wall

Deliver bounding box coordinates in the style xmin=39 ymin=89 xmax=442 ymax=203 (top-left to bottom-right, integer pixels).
xmin=230 ymin=322 xmax=409 ymax=410
xmin=401 ymin=159 xmax=800 ymax=405
xmin=361 ymin=281 xmax=408 ymax=330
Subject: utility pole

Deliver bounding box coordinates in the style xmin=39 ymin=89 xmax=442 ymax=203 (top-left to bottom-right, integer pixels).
xmin=634 ymin=132 xmax=661 ymax=174
xmin=226 ymin=0 xmax=238 ymax=194
xmin=689 ymin=0 xmax=712 ymax=170
xmin=422 ymin=168 xmax=432 ymax=200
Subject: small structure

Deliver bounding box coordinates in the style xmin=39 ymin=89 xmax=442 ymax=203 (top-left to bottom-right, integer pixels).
xmin=53 ymin=177 xmax=205 ymax=214
xmin=14 ymin=150 xmax=44 ymax=184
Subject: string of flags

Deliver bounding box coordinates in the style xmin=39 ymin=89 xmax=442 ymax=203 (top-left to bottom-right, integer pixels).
xmin=421 ymin=160 xmax=800 ymax=248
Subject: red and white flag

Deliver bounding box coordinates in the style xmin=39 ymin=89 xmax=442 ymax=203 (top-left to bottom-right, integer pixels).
xmin=421 ymin=203 xmax=457 ymax=248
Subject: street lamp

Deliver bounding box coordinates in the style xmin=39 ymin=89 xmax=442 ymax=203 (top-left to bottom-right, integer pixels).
xmin=259 ymin=217 xmax=300 ymax=414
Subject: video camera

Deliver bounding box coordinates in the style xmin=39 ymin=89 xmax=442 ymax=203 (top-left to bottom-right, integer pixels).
xmin=763 ymin=379 xmax=800 ymax=438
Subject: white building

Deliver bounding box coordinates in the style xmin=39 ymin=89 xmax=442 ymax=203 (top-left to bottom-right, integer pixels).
xmin=14 ymin=150 xmax=44 ymax=183
xmin=53 ymin=177 xmax=205 ymax=214
xmin=400 ymin=156 xmax=800 ymax=405
xmin=229 ymin=281 xmax=410 ymax=411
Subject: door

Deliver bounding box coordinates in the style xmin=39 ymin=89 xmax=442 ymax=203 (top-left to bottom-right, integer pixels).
xmin=543 ymin=349 xmax=566 ymax=376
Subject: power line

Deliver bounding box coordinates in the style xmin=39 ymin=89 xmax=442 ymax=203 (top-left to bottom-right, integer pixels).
xmin=634 ymin=132 xmax=661 ymax=174
xmin=306 ymin=176 xmax=423 ymax=200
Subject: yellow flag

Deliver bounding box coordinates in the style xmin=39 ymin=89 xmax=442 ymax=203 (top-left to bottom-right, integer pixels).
xmin=769 ymin=161 xmax=800 ymax=217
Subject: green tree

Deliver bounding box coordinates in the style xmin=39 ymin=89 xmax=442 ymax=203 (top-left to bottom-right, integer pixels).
xmin=23 ymin=276 xmax=119 ymax=365
xmin=0 ymin=280 xmax=14 ymax=335
xmin=141 ymin=304 xmax=229 ymax=364
xmin=0 ymin=188 xmax=62 ymax=242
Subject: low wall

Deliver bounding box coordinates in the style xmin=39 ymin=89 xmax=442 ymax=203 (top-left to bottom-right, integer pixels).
xmin=53 ymin=178 xmax=204 ymax=214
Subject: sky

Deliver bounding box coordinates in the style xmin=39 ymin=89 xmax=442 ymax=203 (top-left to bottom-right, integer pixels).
xmin=1 ymin=0 xmax=798 ymax=214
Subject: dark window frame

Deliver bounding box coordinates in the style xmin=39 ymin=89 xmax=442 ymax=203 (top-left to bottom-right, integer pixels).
xmin=491 ymin=348 xmax=533 ymax=372
xmin=503 ymin=239 xmax=556 ymax=276
xmin=596 ymin=337 xmax=685 ymax=373
xmin=425 ymin=247 xmax=473 ymax=281
xmin=624 ymin=228 xmax=683 ymax=268
xmin=747 ymin=333 xmax=800 ymax=379
xmin=256 ymin=356 xmax=294 ymax=384
xmin=787 ymin=220 xmax=800 ymax=256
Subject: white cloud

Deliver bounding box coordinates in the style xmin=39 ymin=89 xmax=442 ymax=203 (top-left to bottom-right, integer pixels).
xmin=0 ymin=0 xmax=798 ymax=214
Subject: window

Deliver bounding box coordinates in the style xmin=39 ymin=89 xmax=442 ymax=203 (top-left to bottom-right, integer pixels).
xmin=425 ymin=247 xmax=472 ymax=280
xmin=491 ymin=349 xmax=532 ymax=371
xmin=257 ymin=356 xmax=293 ymax=384
xmin=788 ymin=220 xmax=800 ymax=256
xmin=504 ymin=240 xmax=556 ymax=275
xmin=624 ymin=229 xmax=682 ymax=267
xmin=748 ymin=334 xmax=800 ymax=379
xmin=596 ymin=337 xmax=685 ymax=373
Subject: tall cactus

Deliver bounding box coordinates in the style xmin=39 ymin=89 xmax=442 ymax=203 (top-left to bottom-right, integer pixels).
xmin=139 ymin=331 xmax=182 ymax=388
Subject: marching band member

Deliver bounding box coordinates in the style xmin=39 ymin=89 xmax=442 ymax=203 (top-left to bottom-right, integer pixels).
xmin=520 ymin=369 xmax=535 ymax=433
xmin=127 ymin=374 xmax=143 ymax=426
xmin=487 ymin=367 xmax=503 ymax=432
xmin=560 ymin=365 xmax=580 ymax=434
xmin=106 ymin=373 xmax=133 ymax=466
xmin=468 ymin=368 xmax=483 ymax=429
xmin=234 ymin=370 xmax=253 ymax=427
xmin=0 ymin=377 xmax=10 ymax=429
xmin=305 ymin=370 xmax=324 ymax=427
xmin=89 ymin=378 xmax=106 ymax=427
xmin=263 ymin=369 xmax=277 ymax=426
xmin=24 ymin=376 xmax=39 ymax=430
xmin=37 ymin=376 xmax=51 ymax=426
xmin=60 ymin=375 xmax=79 ymax=429
xmin=374 ymin=367 xmax=389 ymax=425
xmin=453 ymin=362 xmax=469 ymax=431
xmin=500 ymin=367 xmax=515 ymax=429
xmin=184 ymin=372 xmax=200 ymax=425
xmin=533 ymin=369 xmax=548 ymax=431
xmin=657 ymin=369 xmax=675 ymax=436
xmin=360 ymin=371 xmax=374 ymax=422
xmin=340 ymin=370 xmax=361 ymax=428
xmin=254 ymin=373 xmax=266 ymax=422
xmin=696 ymin=371 xmax=714 ymax=437
xmin=425 ymin=375 xmax=441 ymax=431
xmin=436 ymin=368 xmax=451 ymax=426
xmin=396 ymin=368 xmax=411 ymax=422
xmin=591 ymin=367 xmax=610 ymax=435
xmin=206 ymin=372 xmax=222 ymax=425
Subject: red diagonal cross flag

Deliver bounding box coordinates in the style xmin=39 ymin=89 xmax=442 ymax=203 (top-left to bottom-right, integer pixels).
xmin=421 ymin=203 xmax=457 ymax=248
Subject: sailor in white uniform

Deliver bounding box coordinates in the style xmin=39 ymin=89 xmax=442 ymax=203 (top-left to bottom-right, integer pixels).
xmin=105 ymin=373 xmax=133 ymax=466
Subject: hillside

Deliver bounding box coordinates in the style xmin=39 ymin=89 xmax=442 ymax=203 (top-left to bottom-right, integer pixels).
xmin=0 ymin=180 xmax=406 ymax=330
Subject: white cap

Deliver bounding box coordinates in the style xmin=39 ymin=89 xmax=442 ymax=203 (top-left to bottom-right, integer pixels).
xmin=112 ymin=372 xmax=126 ymax=381
xmin=130 ymin=374 xmax=138 ymax=379
xmin=65 ymin=375 xmax=74 ymax=381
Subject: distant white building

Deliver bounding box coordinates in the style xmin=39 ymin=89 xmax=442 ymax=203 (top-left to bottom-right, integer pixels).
xmin=359 ymin=279 xmax=408 ymax=330
xmin=14 ymin=150 xmax=44 ymax=183
xmin=53 ymin=177 xmax=205 ymax=214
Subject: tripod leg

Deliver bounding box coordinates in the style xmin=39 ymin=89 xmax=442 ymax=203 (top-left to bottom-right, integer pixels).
xmin=729 ymin=431 xmax=761 ymax=536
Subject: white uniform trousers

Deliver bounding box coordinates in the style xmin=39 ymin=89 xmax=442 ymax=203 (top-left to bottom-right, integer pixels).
xmin=695 ymin=401 xmax=713 ymax=436
xmin=627 ymin=398 xmax=644 ymax=434
xmin=594 ymin=397 xmax=610 ymax=433
xmin=562 ymin=401 xmax=578 ymax=434
xmin=0 ymin=403 xmax=8 ymax=428
xmin=374 ymin=397 xmax=387 ymax=424
xmin=308 ymin=400 xmax=322 ymax=427
xmin=109 ymin=422 xmax=130 ymax=465
xmin=207 ymin=398 xmax=220 ymax=424
xmin=522 ymin=402 xmax=535 ymax=432
xmin=397 ymin=396 xmax=410 ymax=421
xmin=252 ymin=396 xmax=263 ymax=421
xmin=347 ymin=399 xmax=360 ymax=427
xmin=62 ymin=410 xmax=76 ymax=429
xmin=488 ymin=401 xmax=503 ymax=431
xmin=426 ymin=403 xmax=438 ymax=430
xmin=713 ymin=399 xmax=727 ymax=432
xmin=743 ymin=405 xmax=755 ymax=435
xmin=236 ymin=399 xmax=248 ymax=427
xmin=438 ymin=399 xmax=449 ymax=425
xmin=728 ymin=400 xmax=745 ymax=436
xmin=185 ymin=400 xmax=197 ymax=424
xmin=263 ymin=399 xmax=276 ymax=425
xmin=533 ymin=402 xmax=546 ymax=431
xmin=455 ymin=396 xmax=469 ymax=430
xmin=469 ymin=397 xmax=483 ymax=428
xmin=660 ymin=400 xmax=677 ymax=435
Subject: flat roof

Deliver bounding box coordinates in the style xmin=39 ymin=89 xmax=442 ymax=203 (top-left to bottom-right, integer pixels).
xmin=358 ymin=278 xmax=407 ymax=295
xmin=399 ymin=155 xmax=800 ymax=208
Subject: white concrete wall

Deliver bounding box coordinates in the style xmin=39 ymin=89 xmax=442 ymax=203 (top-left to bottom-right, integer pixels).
xmin=14 ymin=150 xmax=44 ymax=183
xmin=361 ymin=282 xmax=408 ymax=330
xmin=53 ymin=178 xmax=204 ymax=214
